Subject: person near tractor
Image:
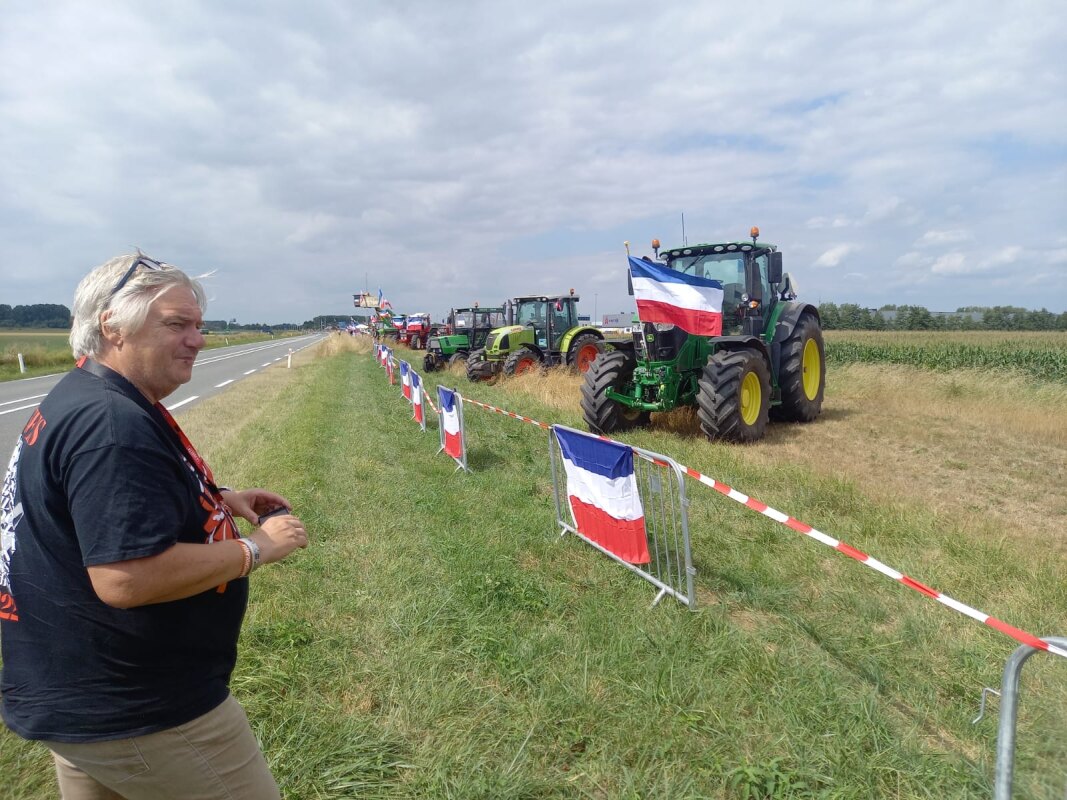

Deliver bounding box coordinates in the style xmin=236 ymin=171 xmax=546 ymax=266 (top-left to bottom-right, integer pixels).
xmin=0 ymin=253 xmax=309 ymax=799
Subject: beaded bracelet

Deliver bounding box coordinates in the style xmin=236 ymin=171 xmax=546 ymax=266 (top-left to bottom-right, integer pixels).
xmin=237 ymin=539 xmax=253 ymax=578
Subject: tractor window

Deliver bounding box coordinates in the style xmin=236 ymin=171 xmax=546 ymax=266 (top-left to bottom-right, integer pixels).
xmin=454 ymin=311 xmax=473 ymax=328
xmin=516 ymin=302 xmax=544 ymax=328
xmin=550 ymin=300 xmax=571 ymax=349
xmin=752 ymin=254 xmax=773 ymax=309
xmin=668 ymin=254 xmax=746 ymax=321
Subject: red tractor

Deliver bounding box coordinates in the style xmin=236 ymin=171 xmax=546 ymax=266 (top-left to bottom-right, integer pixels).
xmin=403 ymin=313 xmax=431 ymax=349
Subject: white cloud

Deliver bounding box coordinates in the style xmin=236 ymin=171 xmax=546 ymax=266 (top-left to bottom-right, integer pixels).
xmin=916 ymin=229 xmax=973 ymax=247
xmin=814 ymin=244 xmax=858 ymax=268
xmin=930 ymin=252 xmax=969 ymax=274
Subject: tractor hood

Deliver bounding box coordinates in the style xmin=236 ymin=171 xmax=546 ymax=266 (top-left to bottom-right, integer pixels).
xmin=485 ymin=325 xmax=531 ymax=357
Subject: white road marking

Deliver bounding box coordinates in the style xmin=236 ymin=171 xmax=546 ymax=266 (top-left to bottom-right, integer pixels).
xmin=166 ymin=396 xmax=199 ymax=410
xmin=0 ymin=393 xmax=47 ymax=408
xmin=243 ymin=369 xmax=256 ymax=375
xmin=0 ymin=401 xmax=42 ymax=416
xmin=215 ymin=379 xmax=235 ymax=388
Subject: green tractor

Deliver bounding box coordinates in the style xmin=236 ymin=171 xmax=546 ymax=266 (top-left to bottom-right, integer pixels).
xmin=466 ymin=292 xmax=623 ymax=382
xmin=423 ymin=306 xmax=507 ymax=372
xmin=581 ymin=227 xmax=825 ymax=443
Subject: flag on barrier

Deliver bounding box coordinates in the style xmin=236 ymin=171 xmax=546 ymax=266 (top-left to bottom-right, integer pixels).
xmin=438 ymin=386 xmax=463 ymax=459
xmin=400 ymin=361 xmax=412 ymax=400
xmin=411 ymin=371 xmax=425 ymax=426
xmin=554 ymin=426 xmax=650 ymax=565
xmin=629 ymin=255 xmax=724 ymax=336
xmin=387 ymin=355 xmax=395 ymax=385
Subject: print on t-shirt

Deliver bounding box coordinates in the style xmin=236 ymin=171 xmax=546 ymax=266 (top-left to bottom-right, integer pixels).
xmin=1 ymin=435 xmax=26 ymax=621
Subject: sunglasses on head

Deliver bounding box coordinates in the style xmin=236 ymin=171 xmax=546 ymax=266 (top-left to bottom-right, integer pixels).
xmin=109 ymin=254 xmax=167 ymax=298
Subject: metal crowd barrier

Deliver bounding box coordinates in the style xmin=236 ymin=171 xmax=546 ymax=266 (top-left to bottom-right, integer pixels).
xmin=986 ymin=635 xmax=1067 ymax=799
xmin=548 ymin=424 xmax=696 ymax=608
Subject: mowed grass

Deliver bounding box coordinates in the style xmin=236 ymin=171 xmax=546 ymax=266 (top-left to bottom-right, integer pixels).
xmin=2 ymin=336 xmax=1064 ymax=798
xmin=0 ymin=330 xmax=306 ymax=381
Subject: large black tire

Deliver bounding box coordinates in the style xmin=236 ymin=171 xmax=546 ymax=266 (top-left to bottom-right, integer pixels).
xmin=772 ymin=313 xmax=825 ymax=422
xmin=503 ymin=346 xmax=542 ymax=376
xmin=448 ymin=351 xmax=469 ymax=369
xmin=568 ymin=333 xmax=606 ymax=373
xmin=697 ymin=350 xmax=771 ymax=443
xmin=466 ymin=348 xmax=495 ymax=382
xmin=580 ymin=351 xmax=650 ymax=434
xmin=423 ymin=353 xmax=439 ymax=372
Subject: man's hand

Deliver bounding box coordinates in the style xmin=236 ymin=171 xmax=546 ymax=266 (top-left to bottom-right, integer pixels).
xmin=220 ymin=488 xmax=291 ymax=526
xmin=249 ymin=513 xmax=308 ymax=565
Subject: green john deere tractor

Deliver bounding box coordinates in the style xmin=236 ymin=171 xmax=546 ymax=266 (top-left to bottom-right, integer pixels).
xmin=581 ymin=227 xmax=825 ymax=443
xmin=423 ymin=306 xmax=507 ymax=372
xmin=466 ymin=293 xmax=624 ymax=382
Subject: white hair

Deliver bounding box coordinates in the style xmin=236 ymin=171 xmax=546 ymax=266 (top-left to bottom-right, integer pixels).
xmin=69 ymin=254 xmax=208 ymax=358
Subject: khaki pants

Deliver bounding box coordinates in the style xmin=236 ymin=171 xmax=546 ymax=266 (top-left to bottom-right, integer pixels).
xmin=47 ymin=694 xmax=280 ymax=800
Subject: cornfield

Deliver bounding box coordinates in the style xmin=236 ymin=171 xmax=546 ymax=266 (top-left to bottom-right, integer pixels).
xmin=825 ymin=331 xmax=1067 ymax=382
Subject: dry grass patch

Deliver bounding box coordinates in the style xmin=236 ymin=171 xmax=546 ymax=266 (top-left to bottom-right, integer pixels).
xmin=759 ymin=363 xmax=1067 ymax=550
xmin=495 ymin=359 xmax=1066 ymax=555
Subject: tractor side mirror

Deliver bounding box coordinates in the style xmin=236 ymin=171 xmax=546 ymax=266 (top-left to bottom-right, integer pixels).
xmin=768 ymin=252 xmax=783 ymax=284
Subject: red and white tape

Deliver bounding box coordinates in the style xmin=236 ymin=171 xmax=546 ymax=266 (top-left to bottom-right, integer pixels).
xmin=678 ymin=464 xmax=1067 ymax=660
xmin=462 ymin=397 xmax=550 ymax=431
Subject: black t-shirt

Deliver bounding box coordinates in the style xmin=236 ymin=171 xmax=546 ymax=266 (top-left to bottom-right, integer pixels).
xmin=0 ymin=363 xmax=247 ymax=742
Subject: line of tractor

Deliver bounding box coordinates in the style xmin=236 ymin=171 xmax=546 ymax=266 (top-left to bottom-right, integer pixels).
xmin=373 ymin=227 xmax=826 ymax=443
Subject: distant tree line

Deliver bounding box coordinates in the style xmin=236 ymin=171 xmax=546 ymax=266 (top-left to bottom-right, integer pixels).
xmin=0 ymin=303 xmax=72 ymax=329
xmin=818 ymin=303 xmax=1067 ymax=331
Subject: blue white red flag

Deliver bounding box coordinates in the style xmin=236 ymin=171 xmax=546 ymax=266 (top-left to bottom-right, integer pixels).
xmin=628 ymin=255 xmax=724 ymax=336
xmin=554 ymin=427 xmax=649 ymax=564
xmin=392 ymin=315 xmax=405 ymax=329
xmin=438 ymin=386 xmax=463 ymax=459
xmin=400 ymin=361 xmax=412 ymax=399
xmin=411 ymin=371 xmax=424 ymax=424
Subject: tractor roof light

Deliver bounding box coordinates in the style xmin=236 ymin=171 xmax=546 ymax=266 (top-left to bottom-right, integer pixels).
xmin=569 ymin=288 xmax=575 ymax=296
xmin=750 ymin=226 xmax=760 ymax=244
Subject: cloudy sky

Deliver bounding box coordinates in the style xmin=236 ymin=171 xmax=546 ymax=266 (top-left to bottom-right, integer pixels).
xmin=2 ymin=1 xmax=1064 ymax=324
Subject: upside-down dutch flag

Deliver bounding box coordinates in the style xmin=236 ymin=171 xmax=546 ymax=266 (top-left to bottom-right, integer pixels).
xmin=400 ymin=361 xmax=412 ymax=400
xmin=411 ymin=371 xmax=424 ymax=424
xmin=628 ymin=255 xmax=724 ymax=337
xmin=438 ymin=386 xmax=463 ymax=459
xmin=554 ymin=427 xmax=650 ymax=565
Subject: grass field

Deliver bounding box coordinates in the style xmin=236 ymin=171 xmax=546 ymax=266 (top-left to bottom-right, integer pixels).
xmin=0 ymin=329 xmax=307 ymax=381
xmin=1 ymin=335 xmax=1064 ymax=798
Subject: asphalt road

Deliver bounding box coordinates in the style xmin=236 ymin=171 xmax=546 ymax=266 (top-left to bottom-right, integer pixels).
xmin=0 ymin=334 xmax=325 ymax=451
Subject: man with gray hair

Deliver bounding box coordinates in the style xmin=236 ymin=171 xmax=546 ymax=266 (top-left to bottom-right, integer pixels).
xmin=0 ymin=253 xmax=308 ymax=799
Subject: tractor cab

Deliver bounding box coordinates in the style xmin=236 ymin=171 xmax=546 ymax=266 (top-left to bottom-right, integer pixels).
xmin=656 ymin=231 xmax=782 ymax=339
xmin=510 ymin=294 xmax=579 ymax=352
